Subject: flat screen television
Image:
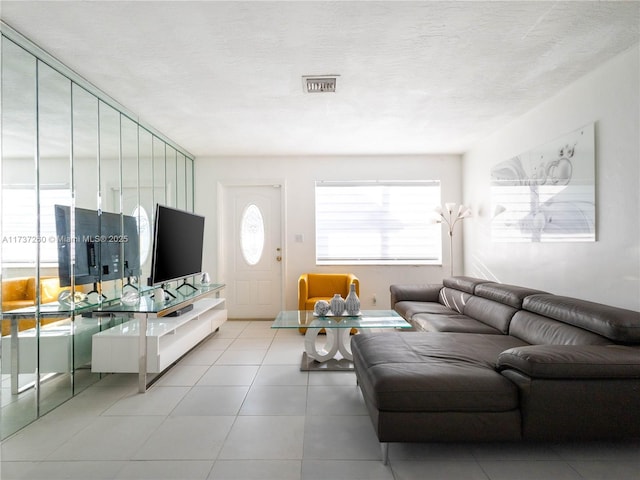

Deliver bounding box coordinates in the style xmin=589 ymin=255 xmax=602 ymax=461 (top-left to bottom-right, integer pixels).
xmin=55 ymin=206 xmax=141 ymax=287
xmin=55 ymin=205 xmax=100 ymax=287
xmin=99 ymin=211 xmax=122 ymax=282
xmin=99 ymin=211 xmax=141 ymax=282
xmin=150 ymin=204 xmax=205 ymax=287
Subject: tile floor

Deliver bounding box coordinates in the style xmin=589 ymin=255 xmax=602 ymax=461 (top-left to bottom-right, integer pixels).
xmin=1 ymin=320 xmax=638 ymax=479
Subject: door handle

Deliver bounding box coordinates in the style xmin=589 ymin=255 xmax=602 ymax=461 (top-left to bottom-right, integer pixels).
xmin=276 ymin=247 xmax=282 ymax=262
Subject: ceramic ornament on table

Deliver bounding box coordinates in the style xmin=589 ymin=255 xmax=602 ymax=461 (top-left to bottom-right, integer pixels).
xmin=330 ymin=294 xmax=345 ymax=315
xmin=314 ymin=300 xmax=330 ymax=316
xmin=345 ymin=283 xmax=360 ymax=315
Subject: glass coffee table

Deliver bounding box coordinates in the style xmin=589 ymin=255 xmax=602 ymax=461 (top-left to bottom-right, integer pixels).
xmin=272 ymin=310 xmax=411 ymax=370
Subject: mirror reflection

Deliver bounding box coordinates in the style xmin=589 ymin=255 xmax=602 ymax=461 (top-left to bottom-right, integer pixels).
xmin=35 ymin=60 xmax=74 ymax=417
xmin=1 ymin=36 xmax=39 ymax=439
xmin=177 ymin=153 xmax=186 ymax=210
xmin=138 ymin=128 xmax=154 ymax=283
xmin=166 ymin=146 xmax=177 ymax=208
xmin=0 ymin=28 xmax=195 ymax=439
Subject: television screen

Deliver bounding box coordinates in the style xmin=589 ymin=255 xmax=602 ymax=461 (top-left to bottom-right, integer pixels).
xmin=55 ymin=205 xmax=100 ymax=287
xmin=56 ymin=206 xmax=142 ymax=287
xmin=99 ymin=211 xmax=122 ymax=282
xmin=99 ymin=211 xmax=141 ymax=282
xmin=150 ymin=205 xmax=205 ymax=286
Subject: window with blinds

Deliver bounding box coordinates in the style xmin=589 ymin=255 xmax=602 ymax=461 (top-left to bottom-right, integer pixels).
xmin=1 ymin=188 xmax=70 ymax=264
xmin=315 ymin=181 xmax=442 ymax=265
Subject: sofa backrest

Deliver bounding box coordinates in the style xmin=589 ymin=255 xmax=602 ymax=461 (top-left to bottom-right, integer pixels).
xmin=439 ymin=276 xmax=491 ymax=314
xmin=462 ymin=297 xmax=517 ymax=334
xmin=475 ymin=282 xmax=547 ymax=309
xmin=522 ymin=294 xmax=640 ymax=345
xmin=306 ymin=273 xmax=357 ymax=298
xmin=437 ymin=277 xmax=640 ymax=345
xmin=459 ymin=282 xmax=548 ymax=333
xmin=39 ymin=277 xmax=64 ymax=304
xmin=438 ymin=288 xmax=471 ymax=314
xmin=443 ymin=276 xmax=490 ymax=293
xmin=509 ymin=310 xmax=612 ymax=345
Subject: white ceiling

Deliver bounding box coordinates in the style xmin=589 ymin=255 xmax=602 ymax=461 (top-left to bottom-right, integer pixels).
xmin=1 ymin=1 xmax=639 ymax=158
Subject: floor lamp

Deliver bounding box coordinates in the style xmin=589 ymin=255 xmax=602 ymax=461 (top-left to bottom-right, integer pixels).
xmin=435 ymin=203 xmax=471 ymax=277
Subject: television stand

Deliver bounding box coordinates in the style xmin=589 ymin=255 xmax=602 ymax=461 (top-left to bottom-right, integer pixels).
xmin=123 ymin=276 xmax=139 ymax=291
xmin=176 ymin=280 xmax=197 ymax=292
xmin=92 ymin=284 xmax=227 ymax=393
xmin=158 ymin=284 xmax=176 ymax=299
xmin=87 ymin=282 xmax=107 ymax=300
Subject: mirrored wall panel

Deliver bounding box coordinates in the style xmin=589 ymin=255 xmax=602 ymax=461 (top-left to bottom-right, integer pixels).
xmin=1 ymin=36 xmax=39 ymax=437
xmin=0 ymin=25 xmax=195 ymax=439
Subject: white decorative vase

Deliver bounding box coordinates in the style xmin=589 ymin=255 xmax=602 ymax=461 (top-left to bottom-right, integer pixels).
xmin=330 ymin=294 xmax=345 ymax=316
xmin=345 ymin=283 xmax=360 ymax=315
xmin=314 ymin=300 xmax=330 ymax=316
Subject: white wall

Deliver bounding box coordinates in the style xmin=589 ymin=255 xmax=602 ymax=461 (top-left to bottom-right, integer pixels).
xmin=462 ymin=44 xmax=640 ymax=311
xmin=195 ymin=155 xmax=462 ymax=311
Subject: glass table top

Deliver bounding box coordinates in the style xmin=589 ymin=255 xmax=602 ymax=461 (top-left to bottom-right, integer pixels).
xmin=1 ymin=283 xmax=225 ymax=318
xmin=272 ymin=310 xmax=411 ymax=329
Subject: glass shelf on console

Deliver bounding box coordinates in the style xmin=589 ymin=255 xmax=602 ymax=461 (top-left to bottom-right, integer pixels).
xmin=1 ymin=299 xmax=107 ymax=319
xmin=1 ymin=283 xmax=225 ymax=319
xmin=98 ymin=283 xmax=225 ymax=316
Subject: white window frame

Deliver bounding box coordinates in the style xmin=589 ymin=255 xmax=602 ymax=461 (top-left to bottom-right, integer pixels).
xmin=315 ymin=180 xmax=442 ymax=265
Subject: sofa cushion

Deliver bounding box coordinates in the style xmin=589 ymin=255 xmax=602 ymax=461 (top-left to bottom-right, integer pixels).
xmin=475 ymin=282 xmax=547 ymax=309
xmin=412 ymin=313 xmax=502 ymax=334
xmin=463 ymin=296 xmax=518 ymax=334
xmin=393 ymin=300 xmax=455 ymax=320
xmin=351 ymin=332 xmax=526 ymax=412
xmin=509 ymin=311 xmax=612 ymax=346
xmin=523 ymin=294 xmax=640 ymax=344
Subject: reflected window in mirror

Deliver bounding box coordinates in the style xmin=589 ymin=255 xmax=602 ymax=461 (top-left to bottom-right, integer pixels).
xmin=133 ymin=205 xmax=151 ymax=266
xmin=1 ymin=188 xmax=70 ymax=264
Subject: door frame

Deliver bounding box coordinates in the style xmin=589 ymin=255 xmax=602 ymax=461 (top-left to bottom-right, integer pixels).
xmin=216 ymin=179 xmax=287 ymax=316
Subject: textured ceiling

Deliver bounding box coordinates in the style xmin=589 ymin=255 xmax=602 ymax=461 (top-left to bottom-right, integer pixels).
xmin=1 ymin=1 xmax=639 ymax=157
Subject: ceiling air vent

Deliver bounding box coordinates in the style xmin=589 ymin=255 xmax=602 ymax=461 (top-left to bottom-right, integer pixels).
xmin=302 ymin=75 xmax=338 ymax=93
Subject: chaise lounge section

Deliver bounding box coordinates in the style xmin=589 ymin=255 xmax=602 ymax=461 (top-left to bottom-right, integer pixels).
xmin=351 ymin=276 xmax=640 ymax=463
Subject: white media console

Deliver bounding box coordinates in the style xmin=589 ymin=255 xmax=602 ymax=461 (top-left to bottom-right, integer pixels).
xmin=91 ymin=286 xmax=227 ymax=391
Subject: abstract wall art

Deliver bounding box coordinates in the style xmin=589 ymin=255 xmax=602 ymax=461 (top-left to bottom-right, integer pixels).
xmin=490 ymin=123 xmax=595 ymax=242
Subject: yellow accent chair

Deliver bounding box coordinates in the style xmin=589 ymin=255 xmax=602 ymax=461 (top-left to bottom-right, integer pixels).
xmin=1 ymin=276 xmax=69 ymax=336
xmin=298 ymin=273 xmax=359 ymax=334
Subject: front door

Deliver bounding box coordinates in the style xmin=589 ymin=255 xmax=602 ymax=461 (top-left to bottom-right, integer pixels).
xmin=220 ymin=183 xmax=283 ymax=319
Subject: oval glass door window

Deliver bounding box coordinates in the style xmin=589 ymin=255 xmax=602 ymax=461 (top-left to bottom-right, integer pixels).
xmin=240 ymin=204 xmax=265 ymax=265
xmin=132 ymin=205 xmax=151 ymax=266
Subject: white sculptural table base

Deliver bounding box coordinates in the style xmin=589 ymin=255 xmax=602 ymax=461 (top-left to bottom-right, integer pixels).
xmin=271 ymin=310 xmax=411 ymax=371
xmin=301 ymin=327 xmax=355 ymax=371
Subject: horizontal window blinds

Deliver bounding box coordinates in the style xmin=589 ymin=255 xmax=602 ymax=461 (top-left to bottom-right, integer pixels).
xmin=315 ymin=181 xmax=442 ymax=265
xmin=1 ymin=188 xmax=70 ymax=263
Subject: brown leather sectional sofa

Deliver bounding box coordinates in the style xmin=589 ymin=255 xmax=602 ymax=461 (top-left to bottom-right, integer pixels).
xmin=351 ymin=276 xmax=640 ymax=463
